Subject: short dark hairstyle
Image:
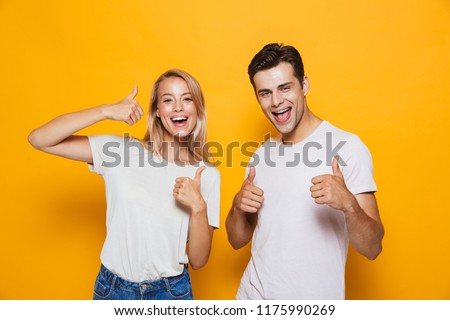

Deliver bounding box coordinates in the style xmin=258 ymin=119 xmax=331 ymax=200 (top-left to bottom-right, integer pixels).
xmin=248 ymin=43 xmax=305 ymax=89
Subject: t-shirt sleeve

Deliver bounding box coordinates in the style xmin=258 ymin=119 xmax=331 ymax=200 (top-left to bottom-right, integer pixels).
xmin=204 ymin=167 xmax=221 ymax=228
xmin=340 ymin=135 xmax=377 ymax=195
xmin=87 ymin=135 xmax=124 ymax=175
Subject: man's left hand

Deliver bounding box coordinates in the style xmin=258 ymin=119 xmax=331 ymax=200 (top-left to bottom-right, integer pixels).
xmin=310 ymin=156 xmax=356 ymax=212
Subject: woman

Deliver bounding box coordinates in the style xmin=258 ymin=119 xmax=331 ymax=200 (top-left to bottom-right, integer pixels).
xmin=28 ymin=69 xmax=220 ymax=300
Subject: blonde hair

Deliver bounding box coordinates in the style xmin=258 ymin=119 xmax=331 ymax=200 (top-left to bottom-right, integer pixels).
xmin=143 ymin=69 xmax=209 ymax=162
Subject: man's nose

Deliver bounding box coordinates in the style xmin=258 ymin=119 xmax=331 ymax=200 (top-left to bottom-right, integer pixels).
xmin=271 ymin=91 xmax=283 ymax=107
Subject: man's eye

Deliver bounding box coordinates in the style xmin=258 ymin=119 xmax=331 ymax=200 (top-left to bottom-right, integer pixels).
xmin=281 ymin=86 xmax=290 ymax=92
xmin=260 ymin=91 xmax=270 ymax=97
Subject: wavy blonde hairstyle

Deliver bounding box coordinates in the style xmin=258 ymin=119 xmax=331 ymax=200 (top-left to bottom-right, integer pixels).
xmin=143 ymin=69 xmax=209 ymax=162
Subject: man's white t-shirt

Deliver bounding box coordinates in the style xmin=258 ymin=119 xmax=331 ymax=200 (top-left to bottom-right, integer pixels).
xmin=88 ymin=135 xmax=220 ymax=282
xmin=236 ymin=121 xmax=377 ymax=299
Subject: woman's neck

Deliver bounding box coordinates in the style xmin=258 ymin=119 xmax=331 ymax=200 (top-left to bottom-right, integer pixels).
xmin=162 ymin=136 xmax=195 ymax=164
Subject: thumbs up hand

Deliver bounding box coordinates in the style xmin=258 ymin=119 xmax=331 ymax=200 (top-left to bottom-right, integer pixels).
xmin=103 ymin=85 xmax=144 ymax=125
xmin=245 ymin=166 xmax=256 ymax=184
xmin=233 ymin=166 xmax=264 ymax=214
xmin=310 ymin=156 xmax=354 ymax=211
xmin=332 ymin=155 xmax=344 ymax=178
xmin=173 ymin=166 xmax=207 ymax=213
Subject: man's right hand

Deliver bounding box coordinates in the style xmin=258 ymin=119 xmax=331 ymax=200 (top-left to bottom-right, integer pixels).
xmin=233 ymin=166 xmax=264 ymax=214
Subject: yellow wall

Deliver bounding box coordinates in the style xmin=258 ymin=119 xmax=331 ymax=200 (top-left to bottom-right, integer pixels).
xmin=1 ymin=0 xmax=449 ymax=299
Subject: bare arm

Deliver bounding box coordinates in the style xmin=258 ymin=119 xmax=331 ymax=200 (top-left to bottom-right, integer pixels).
xmin=343 ymin=192 xmax=384 ymax=260
xmin=225 ymin=167 xmax=263 ymax=249
xmin=27 ymin=86 xmax=143 ymax=162
xmin=311 ymin=158 xmax=384 ymax=260
xmin=188 ymin=204 xmax=215 ymax=270
xmin=225 ymin=202 xmax=258 ymax=250
xmin=173 ymin=167 xmax=215 ymax=269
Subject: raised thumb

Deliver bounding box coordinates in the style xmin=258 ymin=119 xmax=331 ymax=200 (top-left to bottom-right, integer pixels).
xmin=194 ymin=166 xmax=206 ymax=183
xmin=332 ymin=156 xmax=343 ymax=178
xmin=246 ymin=166 xmax=256 ymax=184
xmin=125 ymin=85 xmax=138 ymax=101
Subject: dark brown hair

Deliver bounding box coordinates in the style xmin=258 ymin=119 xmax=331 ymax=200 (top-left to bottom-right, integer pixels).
xmin=248 ymin=43 xmax=305 ymax=89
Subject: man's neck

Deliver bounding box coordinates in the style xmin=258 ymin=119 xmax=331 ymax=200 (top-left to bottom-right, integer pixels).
xmin=282 ymin=109 xmax=322 ymax=144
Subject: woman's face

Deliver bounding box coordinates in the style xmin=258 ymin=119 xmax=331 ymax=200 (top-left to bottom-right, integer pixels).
xmin=156 ymin=76 xmax=197 ymax=141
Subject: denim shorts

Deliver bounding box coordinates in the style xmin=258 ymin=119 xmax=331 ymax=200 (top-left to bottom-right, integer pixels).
xmin=93 ymin=264 xmax=193 ymax=300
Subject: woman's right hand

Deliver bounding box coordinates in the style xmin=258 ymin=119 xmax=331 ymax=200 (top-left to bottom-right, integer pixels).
xmin=103 ymin=85 xmax=144 ymax=125
xmin=28 ymin=85 xmax=145 ymax=162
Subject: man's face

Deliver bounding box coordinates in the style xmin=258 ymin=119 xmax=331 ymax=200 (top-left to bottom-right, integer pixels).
xmin=253 ymin=62 xmax=309 ymax=140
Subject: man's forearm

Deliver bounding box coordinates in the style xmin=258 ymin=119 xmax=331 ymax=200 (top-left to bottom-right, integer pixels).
xmin=226 ymin=205 xmax=255 ymax=250
xmin=344 ymin=197 xmax=384 ymax=260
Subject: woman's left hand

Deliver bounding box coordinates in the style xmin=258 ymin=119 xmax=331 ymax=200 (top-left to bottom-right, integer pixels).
xmin=173 ymin=166 xmax=206 ymax=213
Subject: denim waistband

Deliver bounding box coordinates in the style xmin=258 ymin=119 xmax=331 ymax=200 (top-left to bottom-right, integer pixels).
xmin=99 ymin=264 xmax=187 ymax=290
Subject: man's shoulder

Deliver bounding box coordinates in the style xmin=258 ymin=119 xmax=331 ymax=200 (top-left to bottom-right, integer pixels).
xmin=321 ymin=120 xmax=357 ymax=140
xmin=321 ymin=120 xmax=370 ymax=150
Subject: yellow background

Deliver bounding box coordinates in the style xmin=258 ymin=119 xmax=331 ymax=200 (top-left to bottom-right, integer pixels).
xmin=1 ymin=0 xmax=449 ymax=299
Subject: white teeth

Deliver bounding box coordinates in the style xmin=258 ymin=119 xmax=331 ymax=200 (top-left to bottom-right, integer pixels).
xmin=273 ymin=107 xmax=291 ymax=115
xmin=172 ymin=117 xmax=187 ymax=121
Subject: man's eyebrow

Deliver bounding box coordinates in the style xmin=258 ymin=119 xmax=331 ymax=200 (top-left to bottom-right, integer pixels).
xmin=257 ymin=82 xmax=294 ymax=94
xmin=278 ymin=82 xmax=294 ymax=89
xmin=257 ymin=88 xmax=271 ymax=94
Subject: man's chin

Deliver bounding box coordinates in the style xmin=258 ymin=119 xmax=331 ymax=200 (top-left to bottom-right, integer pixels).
xmin=274 ymin=124 xmax=293 ymax=135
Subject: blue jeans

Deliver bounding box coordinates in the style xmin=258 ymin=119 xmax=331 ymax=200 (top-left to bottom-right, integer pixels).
xmin=93 ymin=264 xmax=193 ymax=300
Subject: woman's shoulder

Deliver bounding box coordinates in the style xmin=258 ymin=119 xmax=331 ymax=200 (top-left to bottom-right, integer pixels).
xmin=200 ymin=162 xmax=221 ymax=181
xmin=89 ymin=134 xmax=124 ymax=143
xmin=89 ymin=134 xmax=145 ymax=146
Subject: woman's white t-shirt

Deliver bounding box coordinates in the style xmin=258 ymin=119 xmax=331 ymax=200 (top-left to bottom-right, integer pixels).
xmin=88 ymin=135 xmax=220 ymax=282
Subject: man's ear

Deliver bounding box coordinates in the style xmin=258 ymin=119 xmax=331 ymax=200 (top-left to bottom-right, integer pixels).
xmin=302 ymin=76 xmax=310 ymax=96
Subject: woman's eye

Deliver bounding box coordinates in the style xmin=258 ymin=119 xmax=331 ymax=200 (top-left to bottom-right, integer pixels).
xmin=163 ymin=99 xmax=173 ymax=103
xmin=183 ymin=97 xmax=192 ymax=102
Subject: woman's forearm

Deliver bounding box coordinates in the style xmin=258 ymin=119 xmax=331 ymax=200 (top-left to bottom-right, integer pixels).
xmin=28 ymin=105 xmax=108 ymax=149
xmin=187 ymin=205 xmax=213 ymax=270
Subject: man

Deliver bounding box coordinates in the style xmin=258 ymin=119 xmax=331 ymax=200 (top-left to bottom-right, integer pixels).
xmin=226 ymin=43 xmax=384 ymax=299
